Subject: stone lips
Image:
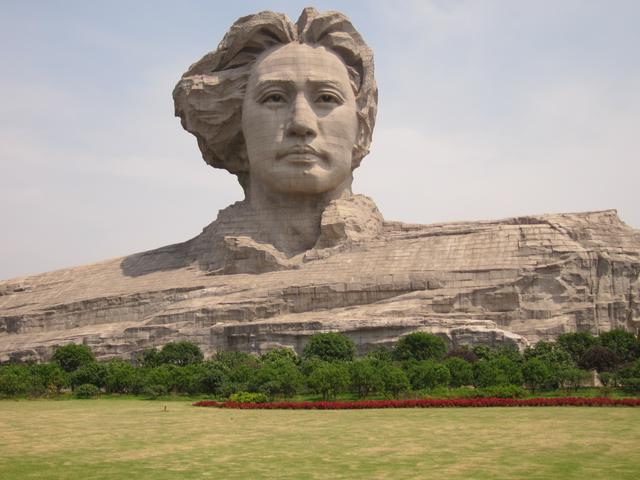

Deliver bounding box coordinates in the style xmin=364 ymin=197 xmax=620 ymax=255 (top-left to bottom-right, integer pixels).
xmin=1 ymin=197 xmax=638 ymax=362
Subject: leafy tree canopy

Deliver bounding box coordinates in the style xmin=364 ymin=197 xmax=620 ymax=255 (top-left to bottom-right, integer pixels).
xmin=392 ymin=332 xmax=447 ymax=362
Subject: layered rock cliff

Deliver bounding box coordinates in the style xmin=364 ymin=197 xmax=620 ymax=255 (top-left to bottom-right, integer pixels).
xmin=1 ymin=198 xmax=638 ymax=362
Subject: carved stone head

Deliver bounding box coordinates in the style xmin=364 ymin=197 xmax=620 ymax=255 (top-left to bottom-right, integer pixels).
xmin=173 ymin=8 xmax=378 ymax=197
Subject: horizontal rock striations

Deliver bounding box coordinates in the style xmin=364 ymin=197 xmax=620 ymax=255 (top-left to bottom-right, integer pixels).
xmin=1 ymin=199 xmax=638 ymax=363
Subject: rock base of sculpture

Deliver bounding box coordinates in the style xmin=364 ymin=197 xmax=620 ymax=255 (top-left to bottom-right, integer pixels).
xmin=1 ymin=199 xmax=638 ymax=363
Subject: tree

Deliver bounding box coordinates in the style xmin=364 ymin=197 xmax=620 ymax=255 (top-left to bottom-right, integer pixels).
xmin=0 ymin=365 xmax=30 ymax=397
xmin=407 ymin=360 xmax=450 ymax=390
xmin=307 ymin=362 xmax=350 ymax=400
xmin=524 ymin=341 xmax=573 ymax=367
xmin=445 ymin=346 xmax=479 ymax=363
xmin=522 ymin=358 xmax=552 ymax=393
xmin=142 ymin=365 xmax=181 ymax=393
xmin=349 ymin=359 xmax=383 ymax=398
xmin=158 ymin=341 xmax=204 ymax=367
xmin=302 ymin=333 xmax=355 ymax=362
xmin=199 ymin=361 xmax=229 ymax=395
xmin=70 ymin=362 xmax=107 ymax=390
xmin=392 ymin=332 xmax=447 ymax=362
xmin=444 ymin=357 xmax=474 ymax=387
xmin=104 ymin=359 xmax=141 ymax=394
xmin=75 ymin=383 xmax=99 ymax=399
xmin=52 ymin=343 xmax=95 ymax=372
xmin=579 ymin=345 xmax=618 ymax=372
xmin=379 ymin=365 xmax=410 ymax=398
xmin=598 ymin=329 xmax=640 ymax=364
xmin=260 ymin=347 xmax=299 ymax=364
xmin=29 ymin=363 xmax=69 ymax=395
xmin=473 ymin=360 xmax=508 ymax=388
xmin=557 ymin=332 xmax=597 ymax=363
xmin=139 ymin=348 xmax=162 ymax=368
xmin=556 ymin=367 xmax=590 ymax=391
xmin=489 ymin=356 xmax=523 ymax=386
xmin=175 ymin=365 xmax=207 ymax=395
xmin=214 ymin=351 xmax=259 ymax=390
xmin=611 ymin=359 xmax=640 ymax=393
xmin=472 ymin=345 xmax=494 ymax=361
xmin=251 ymin=357 xmax=303 ymax=399
xmin=365 ymin=347 xmax=394 ymax=364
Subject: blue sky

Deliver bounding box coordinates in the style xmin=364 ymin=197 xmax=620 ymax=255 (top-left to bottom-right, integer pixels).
xmin=1 ymin=0 xmax=639 ymax=279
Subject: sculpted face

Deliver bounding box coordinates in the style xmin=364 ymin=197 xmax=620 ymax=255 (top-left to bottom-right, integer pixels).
xmin=242 ymin=42 xmax=359 ymax=197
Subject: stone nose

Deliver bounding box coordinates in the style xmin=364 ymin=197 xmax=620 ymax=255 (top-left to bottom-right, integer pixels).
xmin=286 ymin=94 xmax=318 ymax=138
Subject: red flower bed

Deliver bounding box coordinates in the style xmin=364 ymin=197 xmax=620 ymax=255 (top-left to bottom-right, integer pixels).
xmin=193 ymin=397 xmax=640 ymax=409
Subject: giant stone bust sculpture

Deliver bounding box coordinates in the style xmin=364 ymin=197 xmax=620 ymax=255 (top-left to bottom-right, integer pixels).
xmin=0 ymin=8 xmax=638 ymax=362
xmin=165 ymin=8 xmax=382 ymax=274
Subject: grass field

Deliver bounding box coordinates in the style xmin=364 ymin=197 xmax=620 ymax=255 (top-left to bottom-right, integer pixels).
xmin=1 ymin=398 xmax=639 ymax=479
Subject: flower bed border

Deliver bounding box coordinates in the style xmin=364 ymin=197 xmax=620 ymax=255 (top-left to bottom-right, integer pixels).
xmin=193 ymin=397 xmax=640 ymax=409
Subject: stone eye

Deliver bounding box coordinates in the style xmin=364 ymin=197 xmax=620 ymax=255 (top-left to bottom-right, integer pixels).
xmin=263 ymin=93 xmax=286 ymax=103
xmin=317 ymin=93 xmax=340 ymax=104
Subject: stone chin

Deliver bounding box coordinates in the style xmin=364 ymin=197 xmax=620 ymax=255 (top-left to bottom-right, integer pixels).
xmin=251 ymin=162 xmax=353 ymax=197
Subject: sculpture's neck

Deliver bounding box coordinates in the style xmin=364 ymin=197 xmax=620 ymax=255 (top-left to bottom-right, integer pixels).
xmin=245 ymin=179 xmax=353 ymax=255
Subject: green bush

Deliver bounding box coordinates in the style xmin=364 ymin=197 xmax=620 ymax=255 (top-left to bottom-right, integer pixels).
xmin=557 ymin=332 xmax=597 ymax=363
xmin=213 ymin=351 xmax=259 ymax=388
xmin=522 ymin=358 xmax=553 ymax=393
xmin=556 ymin=367 xmax=590 ymax=391
xmin=473 ymin=360 xmax=508 ymax=388
xmin=302 ymin=333 xmax=355 ymax=362
xmin=477 ymin=385 xmax=527 ymax=399
xmin=229 ymin=392 xmax=269 ymax=403
xmin=250 ymin=358 xmax=303 ymax=399
xmin=490 ymin=356 xmax=523 ymax=386
xmin=0 ymin=365 xmax=31 ymax=397
xmin=472 ymin=345 xmax=494 ymax=361
xmin=70 ymin=362 xmax=107 ymax=389
xmin=33 ymin=363 xmax=70 ymax=394
xmin=75 ymin=383 xmax=99 ymax=399
xmin=598 ymin=329 xmax=640 ymax=364
xmin=424 ymin=386 xmax=478 ymax=399
xmin=349 ymin=359 xmax=383 ymax=398
xmin=139 ymin=348 xmax=162 ymax=368
xmin=445 ymin=346 xmax=478 ymax=363
xmin=379 ymin=365 xmax=410 ymax=399
xmin=598 ymin=371 xmax=616 ymax=387
xmin=157 ymin=341 xmax=204 ymax=367
xmin=143 ymin=384 xmax=168 ymax=399
xmin=364 ymin=347 xmax=394 ymax=364
xmin=580 ymin=345 xmax=618 ymax=372
xmin=143 ymin=365 xmax=181 ymax=393
xmin=173 ymin=365 xmax=206 ymax=395
xmin=198 ymin=361 xmax=229 ymax=395
xmin=407 ymin=360 xmax=450 ymax=390
xmin=52 ymin=344 xmax=95 ymax=372
xmin=0 ymin=364 xmax=70 ymax=398
xmin=444 ymin=357 xmax=474 ymax=387
xmin=105 ymin=360 xmax=142 ymax=394
xmin=260 ymin=348 xmax=299 ymax=364
xmin=619 ymin=378 xmax=640 ymax=394
xmin=307 ymin=362 xmax=351 ymax=400
xmin=614 ymin=359 xmax=640 ymax=394
xmin=524 ymin=341 xmax=573 ymax=367
xmin=393 ymin=332 xmax=447 ymax=362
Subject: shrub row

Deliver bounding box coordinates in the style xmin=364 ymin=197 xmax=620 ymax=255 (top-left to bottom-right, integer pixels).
xmin=193 ymin=397 xmax=640 ymax=410
xmin=2 ymin=330 xmax=640 ymax=400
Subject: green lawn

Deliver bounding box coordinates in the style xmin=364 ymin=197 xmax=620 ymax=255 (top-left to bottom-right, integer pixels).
xmin=1 ymin=399 xmax=639 ymax=479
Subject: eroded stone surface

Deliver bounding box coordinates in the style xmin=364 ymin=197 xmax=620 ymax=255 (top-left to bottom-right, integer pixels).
xmin=1 ymin=205 xmax=638 ymax=362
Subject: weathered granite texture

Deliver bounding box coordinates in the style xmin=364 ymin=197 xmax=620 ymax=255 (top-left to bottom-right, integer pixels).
xmin=1 ymin=203 xmax=638 ymax=362
xmin=1 ymin=8 xmax=638 ymax=362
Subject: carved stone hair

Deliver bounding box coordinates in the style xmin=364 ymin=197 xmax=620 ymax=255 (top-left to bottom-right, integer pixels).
xmin=173 ymin=7 xmax=378 ymax=192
